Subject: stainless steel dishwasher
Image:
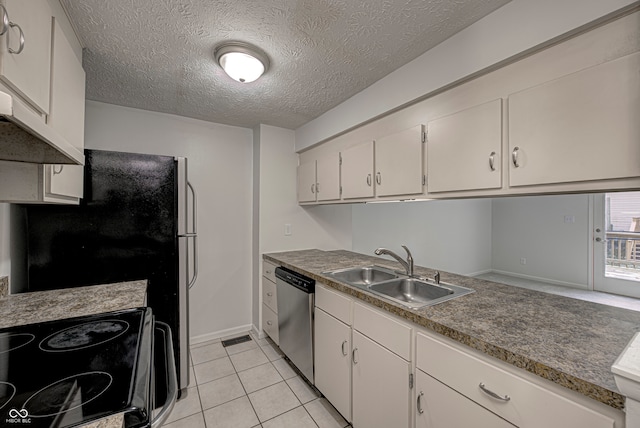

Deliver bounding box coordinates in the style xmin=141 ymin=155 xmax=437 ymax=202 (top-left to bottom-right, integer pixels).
xmin=275 ymin=266 xmax=315 ymax=384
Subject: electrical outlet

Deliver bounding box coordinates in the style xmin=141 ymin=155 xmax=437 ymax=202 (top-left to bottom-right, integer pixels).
xmin=284 ymin=224 xmax=292 ymax=236
xmin=564 ymin=215 xmax=575 ymax=223
xmin=520 ymin=257 xmax=527 ymax=265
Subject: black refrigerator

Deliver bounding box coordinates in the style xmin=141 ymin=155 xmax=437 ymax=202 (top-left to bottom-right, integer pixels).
xmin=10 ymin=149 xmax=197 ymax=394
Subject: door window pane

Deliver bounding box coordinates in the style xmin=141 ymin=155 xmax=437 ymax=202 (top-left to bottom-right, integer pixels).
xmin=604 ymin=191 xmax=640 ymax=282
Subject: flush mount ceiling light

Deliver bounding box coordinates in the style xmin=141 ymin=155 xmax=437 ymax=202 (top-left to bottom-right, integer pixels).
xmin=214 ymin=41 xmax=270 ymax=83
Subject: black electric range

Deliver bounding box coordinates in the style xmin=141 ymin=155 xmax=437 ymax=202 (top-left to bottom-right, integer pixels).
xmin=0 ymin=308 xmax=157 ymax=428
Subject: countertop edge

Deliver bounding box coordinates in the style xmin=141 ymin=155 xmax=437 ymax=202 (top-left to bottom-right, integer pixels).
xmin=264 ymin=253 xmax=626 ymax=410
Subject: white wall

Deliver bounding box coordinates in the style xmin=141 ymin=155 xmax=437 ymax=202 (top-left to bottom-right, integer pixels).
xmin=352 ymin=199 xmax=492 ymax=276
xmin=295 ymin=0 xmax=637 ymax=150
xmin=85 ymin=101 xmax=254 ymax=340
xmin=254 ymin=124 xmax=352 ymax=331
xmin=491 ymin=195 xmax=590 ymax=288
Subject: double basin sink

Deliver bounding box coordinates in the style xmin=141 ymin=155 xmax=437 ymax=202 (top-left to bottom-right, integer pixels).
xmin=323 ymin=265 xmax=474 ymax=309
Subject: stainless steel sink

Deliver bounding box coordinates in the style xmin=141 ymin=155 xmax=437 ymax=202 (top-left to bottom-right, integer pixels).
xmin=368 ymin=278 xmax=473 ymax=308
xmin=323 ymin=265 xmax=398 ymax=287
xmin=323 ymin=266 xmax=474 ymax=309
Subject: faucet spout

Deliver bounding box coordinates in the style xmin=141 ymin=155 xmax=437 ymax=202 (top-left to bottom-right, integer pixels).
xmin=374 ymin=245 xmax=414 ymax=276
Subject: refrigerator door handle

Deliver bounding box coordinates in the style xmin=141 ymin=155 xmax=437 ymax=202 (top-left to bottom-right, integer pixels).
xmin=187 ymin=181 xmax=198 ymax=289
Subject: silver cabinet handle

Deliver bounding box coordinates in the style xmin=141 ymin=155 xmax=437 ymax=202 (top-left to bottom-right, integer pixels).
xmin=265 ymin=269 xmax=272 ymax=274
xmin=376 ymin=172 xmax=381 ymax=185
xmin=8 ymin=22 xmax=24 ymax=54
xmin=417 ymin=391 xmax=425 ymax=414
xmin=187 ymin=182 xmax=199 ymax=289
xmin=479 ymin=383 xmax=510 ymax=402
xmin=267 ymin=320 xmax=273 ymax=326
xmin=489 ymin=151 xmax=496 ymax=171
xmin=266 ymin=292 xmax=273 ymax=297
xmin=511 ymin=147 xmax=520 ymax=168
xmin=341 ymin=340 xmax=348 ymax=356
xmin=352 ymin=347 xmax=358 ymax=364
xmin=311 ymin=183 xmax=315 ymax=193
xmin=366 ymin=174 xmax=372 ymax=186
xmin=52 ymin=165 xmax=64 ymax=175
xmin=0 ymin=6 xmax=9 ymax=35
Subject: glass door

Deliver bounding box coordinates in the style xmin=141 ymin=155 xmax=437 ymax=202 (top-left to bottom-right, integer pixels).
xmin=593 ymin=192 xmax=640 ymax=298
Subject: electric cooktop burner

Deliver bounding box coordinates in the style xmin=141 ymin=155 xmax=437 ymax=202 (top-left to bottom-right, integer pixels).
xmin=0 ymin=308 xmax=153 ymax=428
xmin=0 ymin=382 xmax=16 ymax=411
xmin=39 ymin=320 xmax=130 ymax=352
xmin=0 ymin=332 xmax=35 ymax=354
xmin=23 ymin=372 xmax=113 ymax=418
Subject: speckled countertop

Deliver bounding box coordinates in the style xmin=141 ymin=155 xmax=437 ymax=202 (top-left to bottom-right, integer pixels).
xmin=0 ymin=280 xmax=147 ymax=428
xmin=264 ymin=249 xmax=640 ymax=411
xmin=0 ymin=280 xmax=147 ymax=329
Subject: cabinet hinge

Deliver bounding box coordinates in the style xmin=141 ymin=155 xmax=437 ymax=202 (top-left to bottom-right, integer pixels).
xmin=422 ymin=130 xmax=427 ymax=143
xmin=422 ymin=175 xmax=426 ymax=186
xmin=339 ymin=153 xmax=342 ymax=165
xmin=409 ymin=373 xmax=414 ymax=389
xmin=340 ymin=186 xmax=343 ymax=195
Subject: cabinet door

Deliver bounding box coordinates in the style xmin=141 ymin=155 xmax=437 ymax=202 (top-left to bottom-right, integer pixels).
xmin=427 ymin=99 xmax=502 ymax=193
xmin=316 ymin=152 xmax=341 ymax=201
xmin=48 ymin=19 xmax=85 ymax=150
xmin=342 ymin=141 xmax=374 ymax=199
xmin=509 ymin=52 xmax=640 ymax=187
xmin=314 ymin=308 xmax=351 ymax=421
xmin=352 ymin=330 xmax=410 ymax=428
xmin=0 ymin=0 xmax=52 ymax=113
xmin=415 ymin=369 xmax=515 ymax=428
xmin=375 ymin=125 xmax=424 ymax=197
xmin=45 ymin=164 xmax=83 ymax=200
xmin=297 ymin=160 xmax=316 ymax=202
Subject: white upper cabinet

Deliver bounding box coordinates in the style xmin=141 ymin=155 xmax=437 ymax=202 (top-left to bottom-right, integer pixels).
xmin=297 ymin=160 xmax=316 ymax=203
xmin=427 ymin=99 xmax=502 ymax=193
xmin=48 ymin=18 xmax=85 ymax=151
xmin=341 ymin=140 xmax=374 ymax=199
xmin=0 ymin=0 xmax=52 ymax=114
xmin=374 ymin=125 xmax=424 ymax=197
xmin=297 ymin=152 xmax=341 ymax=203
xmin=316 ymin=152 xmax=341 ymax=201
xmin=508 ymin=51 xmax=640 ymax=187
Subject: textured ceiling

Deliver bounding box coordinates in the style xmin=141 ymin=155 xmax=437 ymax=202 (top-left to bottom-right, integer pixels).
xmin=62 ymin=0 xmax=510 ymax=130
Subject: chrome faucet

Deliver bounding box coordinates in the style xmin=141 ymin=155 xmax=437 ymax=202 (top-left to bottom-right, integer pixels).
xmin=374 ymin=245 xmax=414 ymax=276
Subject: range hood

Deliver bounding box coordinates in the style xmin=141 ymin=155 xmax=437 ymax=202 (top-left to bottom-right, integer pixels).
xmin=0 ymin=91 xmax=83 ymax=165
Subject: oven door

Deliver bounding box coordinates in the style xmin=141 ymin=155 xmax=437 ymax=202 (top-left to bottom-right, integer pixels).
xmin=149 ymin=321 xmax=178 ymax=428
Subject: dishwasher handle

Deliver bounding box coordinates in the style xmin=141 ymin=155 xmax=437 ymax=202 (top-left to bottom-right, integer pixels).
xmin=151 ymin=321 xmax=178 ymax=428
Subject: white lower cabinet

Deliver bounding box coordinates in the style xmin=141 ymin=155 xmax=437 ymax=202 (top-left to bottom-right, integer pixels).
xmin=314 ymin=308 xmax=351 ymax=421
xmin=415 ymin=369 xmax=515 ymax=428
xmin=352 ymin=329 xmax=410 ymax=428
xmin=416 ymin=332 xmax=619 ymax=428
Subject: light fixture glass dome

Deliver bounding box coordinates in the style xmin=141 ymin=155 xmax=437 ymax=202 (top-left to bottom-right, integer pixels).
xmin=214 ymin=42 xmax=270 ymax=83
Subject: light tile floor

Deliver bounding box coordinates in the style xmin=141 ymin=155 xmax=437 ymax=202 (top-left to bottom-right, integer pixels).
xmin=164 ymin=331 xmax=350 ymax=428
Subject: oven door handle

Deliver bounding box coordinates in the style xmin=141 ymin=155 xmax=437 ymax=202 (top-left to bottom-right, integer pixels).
xmin=151 ymin=321 xmax=178 ymax=428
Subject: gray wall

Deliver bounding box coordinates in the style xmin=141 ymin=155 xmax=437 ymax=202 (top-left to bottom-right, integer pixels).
xmin=491 ymin=195 xmax=591 ymax=289
xmin=352 ymin=199 xmax=493 ymax=276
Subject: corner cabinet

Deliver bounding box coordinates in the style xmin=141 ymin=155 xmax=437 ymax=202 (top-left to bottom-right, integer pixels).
xmin=508 ymin=52 xmax=640 ymax=187
xmin=297 ymin=152 xmax=340 ymax=203
xmin=426 ymin=99 xmax=502 ymax=193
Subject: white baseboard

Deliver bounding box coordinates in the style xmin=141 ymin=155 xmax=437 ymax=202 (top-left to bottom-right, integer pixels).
xmin=487 ymin=269 xmax=590 ymax=290
xmin=465 ymin=268 xmax=493 ymax=277
xmin=190 ymin=323 xmax=254 ymax=346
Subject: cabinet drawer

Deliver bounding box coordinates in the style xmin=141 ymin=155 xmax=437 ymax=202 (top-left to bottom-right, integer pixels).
xmin=416 ymin=332 xmax=615 ymax=428
xmin=263 ymin=277 xmax=277 ymax=313
xmin=316 ymin=283 xmax=352 ymax=325
xmin=262 ymin=304 xmax=279 ymax=345
xmin=353 ymin=302 xmax=411 ymax=361
xmin=263 ymin=260 xmax=277 ymax=283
